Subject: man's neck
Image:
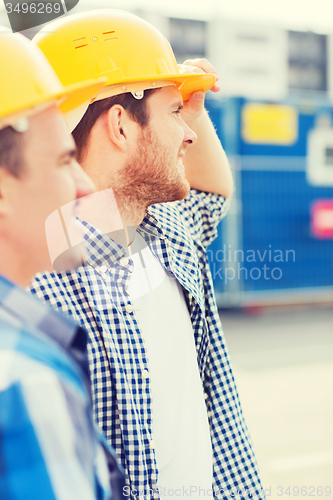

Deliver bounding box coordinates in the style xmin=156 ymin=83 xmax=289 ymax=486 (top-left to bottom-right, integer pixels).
xmin=0 ymin=247 xmax=30 ymax=288
xmin=109 ymin=193 xmax=148 ymax=247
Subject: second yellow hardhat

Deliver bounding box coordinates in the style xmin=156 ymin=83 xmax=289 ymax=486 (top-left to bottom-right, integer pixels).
xmin=0 ymin=26 xmax=106 ymax=131
xmin=32 ymin=9 xmax=216 ymax=103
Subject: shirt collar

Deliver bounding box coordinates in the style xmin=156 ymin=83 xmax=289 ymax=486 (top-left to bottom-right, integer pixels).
xmin=78 ymin=211 xmax=167 ymax=270
xmin=0 ymin=274 xmax=88 ymax=373
xmin=140 ymin=210 xmax=166 ymax=241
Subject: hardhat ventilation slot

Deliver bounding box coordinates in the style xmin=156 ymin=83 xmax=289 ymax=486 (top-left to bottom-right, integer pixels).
xmin=73 ymin=37 xmax=88 ymax=49
xmin=103 ymin=31 xmax=117 ymax=42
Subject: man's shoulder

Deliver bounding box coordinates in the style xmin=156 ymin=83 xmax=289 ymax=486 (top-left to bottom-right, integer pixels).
xmin=0 ymin=315 xmax=86 ymax=395
xmin=28 ymin=269 xmax=83 ymax=310
xmin=0 ymin=325 xmax=58 ymax=391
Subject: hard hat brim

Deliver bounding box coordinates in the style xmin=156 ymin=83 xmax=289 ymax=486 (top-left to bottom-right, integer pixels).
xmin=57 ymin=77 xmax=107 ymax=113
xmin=154 ymin=72 xmax=216 ymax=101
xmin=0 ymin=77 xmax=106 ymax=128
xmin=94 ymin=72 xmax=217 ymax=103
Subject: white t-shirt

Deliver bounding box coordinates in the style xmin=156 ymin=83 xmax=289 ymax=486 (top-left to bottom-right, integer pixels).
xmin=127 ymin=233 xmax=213 ymax=499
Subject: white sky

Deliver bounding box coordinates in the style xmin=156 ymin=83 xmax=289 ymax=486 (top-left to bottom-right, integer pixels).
xmin=76 ymin=0 xmax=333 ymax=33
xmin=0 ymin=0 xmax=333 ymax=33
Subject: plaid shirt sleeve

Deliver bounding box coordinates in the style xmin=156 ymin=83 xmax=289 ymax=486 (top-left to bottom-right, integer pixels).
xmin=0 ymin=325 xmax=111 ymax=500
xmin=174 ymin=189 xmax=230 ymax=248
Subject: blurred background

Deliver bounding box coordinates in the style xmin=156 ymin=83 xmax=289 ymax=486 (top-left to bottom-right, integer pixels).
xmin=1 ymin=0 xmax=332 ymax=494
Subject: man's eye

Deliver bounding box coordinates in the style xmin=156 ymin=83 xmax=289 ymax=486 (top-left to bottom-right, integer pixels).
xmin=61 ymin=154 xmax=77 ymax=167
xmin=62 ymin=159 xmax=72 ymax=166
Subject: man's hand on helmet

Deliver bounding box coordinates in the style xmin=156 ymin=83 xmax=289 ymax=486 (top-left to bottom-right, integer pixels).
xmin=178 ymin=58 xmax=220 ymax=123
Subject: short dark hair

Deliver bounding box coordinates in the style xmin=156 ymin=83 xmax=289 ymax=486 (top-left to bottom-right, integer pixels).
xmin=72 ymin=89 xmax=157 ymax=163
xmin=0 ymin=126 xmax=24 ymax=178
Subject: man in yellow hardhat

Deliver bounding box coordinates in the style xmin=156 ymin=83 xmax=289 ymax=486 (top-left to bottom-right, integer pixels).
xmin=29 ymin=10 xmax=265 ymax=500
xmin=0 ymin=27 xmax=125 ymax=499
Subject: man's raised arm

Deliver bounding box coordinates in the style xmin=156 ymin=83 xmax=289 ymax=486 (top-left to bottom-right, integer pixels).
xmin=180 ymin=58 xmax=234 ymax=199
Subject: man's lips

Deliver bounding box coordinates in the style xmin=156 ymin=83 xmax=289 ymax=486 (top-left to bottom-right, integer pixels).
xmin=73 ymin=199 xmax=81 ymax=219
xmin=177 ymin=149 xmax=187 ymax=171
xmin=178 ymin=156 xmax=185 ymax=171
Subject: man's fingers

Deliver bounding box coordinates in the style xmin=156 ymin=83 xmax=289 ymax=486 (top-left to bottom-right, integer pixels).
xmin=178 ymin=58 xmax=221 ymax=101
xmin=182 ymin=58 xmax=219 ymax=81
xmin=180 ymin=91 xmax=206 ymax=123
xmin=210 ymin=82 xmax=221 ymax=92
xmin=177 ymin=63 xmax=206 ymax=75
xmin=189 ymin=91 xmax=205 ymax=111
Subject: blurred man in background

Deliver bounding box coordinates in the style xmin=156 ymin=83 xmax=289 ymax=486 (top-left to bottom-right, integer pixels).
xmin=29 ymin=9 xmax=265 ymax=500
xmin=0 ymin=27 xmax=124 ymax=500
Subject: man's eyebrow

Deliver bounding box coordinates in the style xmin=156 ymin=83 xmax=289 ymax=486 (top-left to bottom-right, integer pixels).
xmin=58 ymin=147 xmax=77 ymax=161
xmin=171 ymin=101 xmax=184 ymax=110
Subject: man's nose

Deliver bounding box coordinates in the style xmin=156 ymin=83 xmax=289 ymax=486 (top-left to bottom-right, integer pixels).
xmin=182 ymin=119 xmax=197 ymax=147
xmin=71 ymin=160 xmax=96 ymax=199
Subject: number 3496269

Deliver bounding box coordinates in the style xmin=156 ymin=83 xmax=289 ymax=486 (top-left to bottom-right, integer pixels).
xmin=5 ymin=3 xmax=62 ymax=14
xmin=277 ymin=486 xmax=331 ymax=497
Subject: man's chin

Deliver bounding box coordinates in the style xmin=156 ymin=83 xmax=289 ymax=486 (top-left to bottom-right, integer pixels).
xmin=148 ymin=179 xmax=190 ymax=206
xmin=175 ymin=178 xmax=191 ymax=201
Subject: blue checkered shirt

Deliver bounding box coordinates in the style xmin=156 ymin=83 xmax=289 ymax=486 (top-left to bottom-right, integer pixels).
xmin=0 ymin=275 xmax=118 ymax=500
xmin=29 ymin=189 xmax=265 ymax=500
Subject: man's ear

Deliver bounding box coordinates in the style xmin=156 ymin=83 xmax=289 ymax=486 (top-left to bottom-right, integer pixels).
xmin=105 ymin=105 xmax=134 ymax=153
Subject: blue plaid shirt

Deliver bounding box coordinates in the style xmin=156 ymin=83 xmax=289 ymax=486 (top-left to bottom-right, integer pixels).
xmin=0 ymin=275 xmax=119 ymax=500
xmin=29 ymin=189 xmax=265 ymax=500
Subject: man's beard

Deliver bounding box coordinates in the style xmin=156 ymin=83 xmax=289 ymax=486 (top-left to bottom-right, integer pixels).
xmin=113 ymin=126 xmax=190 ymax=219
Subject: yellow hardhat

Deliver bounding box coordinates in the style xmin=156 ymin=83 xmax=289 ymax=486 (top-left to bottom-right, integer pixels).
xmin=0 ymin=26 xmax=106 ymax=131
xmin=32 ymin=9 xmax=216 ymax=103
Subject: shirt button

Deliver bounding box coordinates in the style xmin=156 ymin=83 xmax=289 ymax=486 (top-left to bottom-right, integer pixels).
xmin=120 ymin=257 xmax=129 ymax=266
xmin=125 ymin=304 xmax=133 ymax=314
xmin=149 ymin=440 xmax=156 ymax=450
xmin=99 ymin=266 xmax=107 ymax=273
xmin=142 ymin=369 xmax=149 ymax=379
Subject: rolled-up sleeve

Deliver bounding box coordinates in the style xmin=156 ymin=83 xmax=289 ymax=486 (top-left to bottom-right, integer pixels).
xmin=175 ymin=189 xmax=230 ymax=248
